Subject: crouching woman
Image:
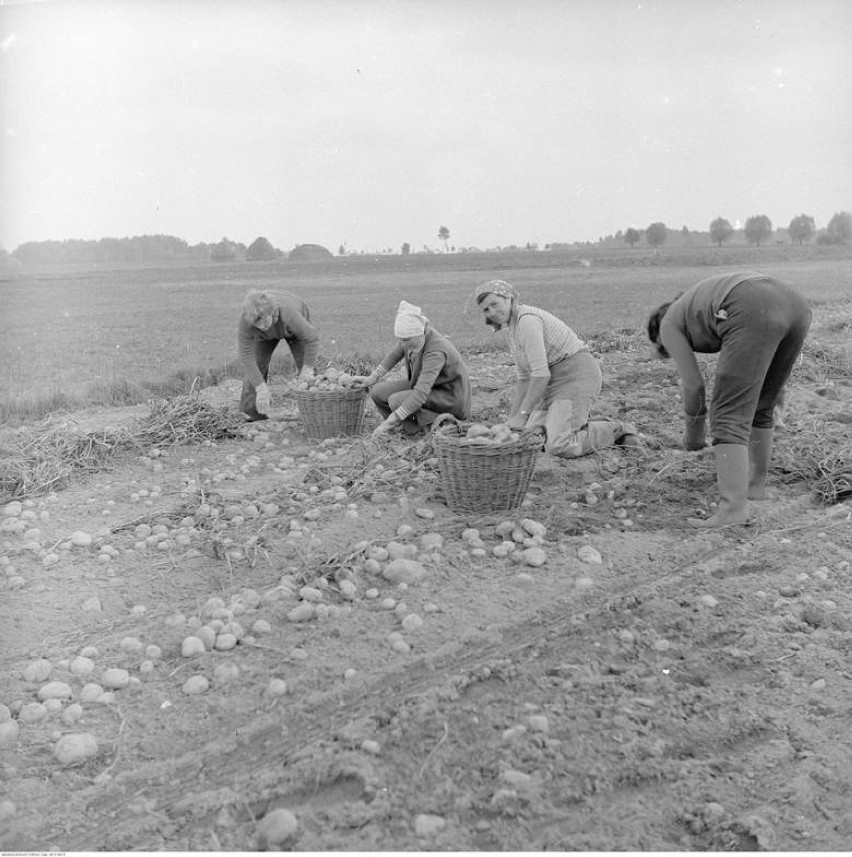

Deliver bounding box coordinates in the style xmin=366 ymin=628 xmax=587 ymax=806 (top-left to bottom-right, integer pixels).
xmin=473 ymin=280 xmax=638 ymax=456
xmin=355 ymin=301 xmax=471 ymax=438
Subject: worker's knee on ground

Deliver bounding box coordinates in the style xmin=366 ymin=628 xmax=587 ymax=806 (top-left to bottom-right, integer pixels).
xmin=546 ymin=430 xmax=586 ymax=458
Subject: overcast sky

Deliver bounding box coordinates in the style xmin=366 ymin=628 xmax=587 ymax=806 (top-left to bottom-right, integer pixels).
xmin=1 ymin=0 xmax=850 ymax=253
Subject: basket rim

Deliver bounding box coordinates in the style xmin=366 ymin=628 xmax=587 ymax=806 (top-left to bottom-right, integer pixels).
xmin=431 ymin=413 xmax=543 ymax=452
xmin=293 ymin=386 xmax=368 ymax=399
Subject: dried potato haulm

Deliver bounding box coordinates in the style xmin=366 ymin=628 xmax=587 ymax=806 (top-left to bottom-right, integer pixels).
xmin=135 ymin=396 xmax=245 ymax=446
xmin=0 ymin=425 xmax=128 ymax=501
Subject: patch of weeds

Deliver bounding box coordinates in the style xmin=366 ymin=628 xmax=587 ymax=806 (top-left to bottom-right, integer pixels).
xmin=87 ymin=377 xmax=149 ymax=406
xmin=0 ymin=389 xmax=84 ymax=426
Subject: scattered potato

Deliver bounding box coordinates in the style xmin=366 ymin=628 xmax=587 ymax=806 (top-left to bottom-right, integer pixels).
xmin=54 ymin=732 xmax=99 ymax=765
xmin=257 ymin=807 xmax=298 ymax=846
xmin=182 ymin=675 xmax=209 ymax=695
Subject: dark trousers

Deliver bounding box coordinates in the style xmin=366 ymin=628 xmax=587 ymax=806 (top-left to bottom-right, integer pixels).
xmin=239 ymin=338 xmax=306 ymax=415
xmin=711 ymin=278 xmax=812 ymax=444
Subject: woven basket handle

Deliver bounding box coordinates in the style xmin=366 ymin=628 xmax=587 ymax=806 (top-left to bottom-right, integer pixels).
xmin=431 ymin=413 xmax=461 ymax=434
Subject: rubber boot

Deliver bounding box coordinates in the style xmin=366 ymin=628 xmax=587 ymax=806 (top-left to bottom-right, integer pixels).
xmin=748 ymin=427 xmax=774 ymax=500
xmin=688 ymin=443 xmax=750 ymax=528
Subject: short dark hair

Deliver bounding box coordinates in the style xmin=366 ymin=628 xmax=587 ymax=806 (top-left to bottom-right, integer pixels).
xmin=646 ymin=302 xmax=672 ymax=358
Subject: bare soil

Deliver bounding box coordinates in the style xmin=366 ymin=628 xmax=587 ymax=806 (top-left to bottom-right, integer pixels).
xmin=1 ymin=314 xmax=851 ymax=852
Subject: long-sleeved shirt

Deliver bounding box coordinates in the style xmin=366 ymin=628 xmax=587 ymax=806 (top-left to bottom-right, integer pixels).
xmin=506 ymin=304 xmax=586 ymax=379
xmin=237 ymin=290 xmax=320 ymax=388
xmin=377 ymin=327 xmax=471 ymax=420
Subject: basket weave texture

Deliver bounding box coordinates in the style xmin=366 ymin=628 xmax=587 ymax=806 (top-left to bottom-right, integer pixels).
xmin=431 ymin=414 xmax=542 ymax=514
xmin=293 ymin=387 xmax=368 ymax=439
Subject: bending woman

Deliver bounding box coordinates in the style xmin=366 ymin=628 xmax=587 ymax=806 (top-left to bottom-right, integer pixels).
xmin=647 ymin=271 xmax=812 ymax=528
xmin=474 ymin=280 xmax=637 ymax=456
xmin=356 ymin=300 xmax=471 ymax=438
xmin=237 ymin=289 xmax=320 ymax=421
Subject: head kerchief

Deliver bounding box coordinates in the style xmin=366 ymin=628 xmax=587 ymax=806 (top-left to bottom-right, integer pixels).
xmin=393 ymin=300 xmax=428 ymax=338
xmin=473 ymin=280 xmax=517 ymax=304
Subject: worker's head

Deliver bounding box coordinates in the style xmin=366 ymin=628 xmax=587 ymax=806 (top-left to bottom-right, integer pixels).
xmin=243 ymin=290 xmax=279 ymax=330
xmin=474 ymin=280 xmax=517 ymax=329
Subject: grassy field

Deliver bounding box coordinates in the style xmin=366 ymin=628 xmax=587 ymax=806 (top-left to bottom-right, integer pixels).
xmin=1 ymin=244 xmax=850 ymax=422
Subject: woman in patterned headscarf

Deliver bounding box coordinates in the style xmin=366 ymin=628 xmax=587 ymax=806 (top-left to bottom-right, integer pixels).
xmin=473 ymin=280 xmax=638 ymax=457
xmin=354 ymin=300 xmax=471 ymax=438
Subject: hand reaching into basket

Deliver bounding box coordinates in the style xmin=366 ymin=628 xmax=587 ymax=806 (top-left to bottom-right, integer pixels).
xmin=505 ymin=411 xmax=529 ymax=431
xmin=351 ymin=373 xmax=378 ymax=390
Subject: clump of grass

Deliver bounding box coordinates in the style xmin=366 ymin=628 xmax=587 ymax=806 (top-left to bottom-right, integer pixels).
xmin=584 ymin=328 xmax=642 ymax=353
xmin=87 ymin=378 xmax=149 ymax=407
xmin=774 ymin=424 xmax=852 ymax=505
xmin=0 ymin=390 xmax=84 ymax=426
xmin=797 ymin=335 xmax=851 ymax=382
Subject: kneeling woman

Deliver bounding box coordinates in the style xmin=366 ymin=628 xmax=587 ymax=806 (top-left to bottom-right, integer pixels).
xmin=474 ymin=280 xmax=637 ymax=457
xmin=647 ymin=271 xmax=812 ymax=528
xmin=357 ymin=301 xmax=471 ymax=438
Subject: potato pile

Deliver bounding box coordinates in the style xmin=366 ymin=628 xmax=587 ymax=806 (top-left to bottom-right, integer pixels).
xmin=460 ymin=423 xmax=520 ymax=445
xmin=295 ymin=368 xmax=361 ymax=392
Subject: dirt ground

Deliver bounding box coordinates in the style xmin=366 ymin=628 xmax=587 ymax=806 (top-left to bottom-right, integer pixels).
xmin=1 ymin=309 xmax=850 ymax=852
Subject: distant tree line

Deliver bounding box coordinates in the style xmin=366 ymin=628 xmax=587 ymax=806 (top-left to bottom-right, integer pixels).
xmin=8 ymin=234 xmax=294 ymax=265
xmin=614 ymin=211 xmax=851 ymax=250
xmin=6 ymin=210 xmax=851 ymax=265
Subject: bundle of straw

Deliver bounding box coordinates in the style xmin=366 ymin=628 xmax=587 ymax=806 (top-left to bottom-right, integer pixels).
xmin=0 ymin=426 xmax=129 ymax=501
xmin=134 ymin=396 xmax=245 ymax=446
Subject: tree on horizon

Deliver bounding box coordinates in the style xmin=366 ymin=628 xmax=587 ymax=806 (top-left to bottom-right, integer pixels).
xmin=744 ymin=214 xmax=773 ymax=246
xmin=709 ymin=217 xmax=734 ymax=247
xmin=788 ymin=214 xmax=815 ymax=246
xmin=645 ymin=222 xmax=667 ymax=248
xmin=624 ymin=227 xmax=640 ymax=248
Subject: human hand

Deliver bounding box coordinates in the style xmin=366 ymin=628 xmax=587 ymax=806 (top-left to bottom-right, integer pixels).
xmin=371 ymin=415 xmax=398 ymax=438
xmin=255 ymin=383 xmax=271 ymax=415
xmin=683 ymin=413 xmax=706 ymax=451
xmin=506 ymin=412 xmax=528 ymax=431
xmin=298 ymin=367 xmax=315 ymax=380
xmin=351 ymin=374 xmax=375 ymax=389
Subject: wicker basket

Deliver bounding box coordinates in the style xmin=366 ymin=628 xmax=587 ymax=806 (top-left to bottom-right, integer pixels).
xmin=431 ymin=414 xmax=543 ymax=514
xmin=293 ymin=387 xmax=368 ymax=439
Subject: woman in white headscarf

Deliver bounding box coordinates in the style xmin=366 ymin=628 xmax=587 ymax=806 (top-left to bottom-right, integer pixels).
xmin=474 ymin=280 xmax=638 ymax=457
xmin=355 ymin=301 xmax=471 ymax=438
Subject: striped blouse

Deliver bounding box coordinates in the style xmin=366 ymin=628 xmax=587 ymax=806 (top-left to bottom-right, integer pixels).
xmin=507 ymin=305 xmax=587 ymax=379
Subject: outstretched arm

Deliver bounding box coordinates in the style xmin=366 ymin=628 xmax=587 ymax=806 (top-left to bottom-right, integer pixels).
xmin=661 ymin=319 xmax=707 ymax=449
